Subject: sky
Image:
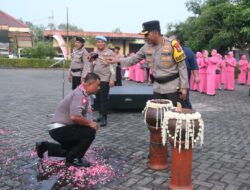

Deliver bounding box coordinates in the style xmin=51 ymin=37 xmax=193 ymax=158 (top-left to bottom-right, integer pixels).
xmin=1 ymin=0 xmax=192 ymax=34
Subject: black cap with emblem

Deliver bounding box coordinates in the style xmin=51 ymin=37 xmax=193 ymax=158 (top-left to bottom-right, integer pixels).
xmin=76 ymin=36 xmax=85 ymax=44
xmin=139 ymin=20 xmax=161 ymax=35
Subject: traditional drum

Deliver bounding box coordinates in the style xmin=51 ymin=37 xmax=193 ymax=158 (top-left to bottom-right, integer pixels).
xmin=143 ymin=99 xmax=174 ymax=170
xmin=162 ymin=108 xmax=204 ymax=190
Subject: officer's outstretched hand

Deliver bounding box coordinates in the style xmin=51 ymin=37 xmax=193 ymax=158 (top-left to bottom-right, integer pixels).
xmin=180 ymin=89 xmax=187 ymax=101
xmin=88 ymin=52 xmax=99 ymax=62
xmin=106 ymin=56 xmax=119 ymax=64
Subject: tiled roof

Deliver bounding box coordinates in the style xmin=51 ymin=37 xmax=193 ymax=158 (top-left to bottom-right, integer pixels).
xmin=44 ymin=30 xmax=144 ymax=39
xmin=0 ymin=10 xmax=28 ymax=28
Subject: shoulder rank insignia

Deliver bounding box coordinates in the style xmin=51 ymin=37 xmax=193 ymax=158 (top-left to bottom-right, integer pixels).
xmin=171 ymin=40 xmax=186 ymax=63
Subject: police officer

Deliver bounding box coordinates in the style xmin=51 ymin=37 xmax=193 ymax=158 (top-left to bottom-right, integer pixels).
xmin=68 ymin=36 xmax=90 ymax=90
xmin=91 ymin=36 xmax=116 ymax=127
xmin=170 ymin=34 xmax=200 ymax=109
xmin=114 ymin=46 xmax=123 ymax=86
xmin=35 ymin=73 xmax=100 ymax=167
xmin=108 ymin=20 xmax=188 ymax=106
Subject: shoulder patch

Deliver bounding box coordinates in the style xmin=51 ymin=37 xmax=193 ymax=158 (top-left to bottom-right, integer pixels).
xmin=171 ymin=40 xmax=186 ymax=63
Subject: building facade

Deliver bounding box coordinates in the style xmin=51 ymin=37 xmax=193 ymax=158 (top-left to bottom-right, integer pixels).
xmin=43 ymin=30 xmax=145 ymax=57
xmin=0 ymin=10 xmax=33 ymax=57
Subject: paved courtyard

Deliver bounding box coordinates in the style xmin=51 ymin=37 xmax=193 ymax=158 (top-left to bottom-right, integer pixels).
xmin=0 ymin=68 xmax=250 ymax=190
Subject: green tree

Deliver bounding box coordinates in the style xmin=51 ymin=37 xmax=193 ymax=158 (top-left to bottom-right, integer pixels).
xmin=167 ymin=0 xmax=250 ymax=54
xmin=24 ymin=21 xmax=45 ymax=43
xmin=47 ymin=23 xmax=56 ymax=30
xmin=22 ymin=42 xmax=55 ymax=59
xmin=112 ymin=28 xmax=122 ymax=33
xmin=84 ymin=36 xmax=96 ymax=46
xmin=58 ymin=23 xmax=84 ymax=32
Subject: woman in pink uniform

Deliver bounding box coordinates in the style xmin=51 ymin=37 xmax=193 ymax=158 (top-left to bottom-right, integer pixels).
xmin=225 ymin=51 xmax=236 ymax=90
xmin=247 ymin=60 xmax=250 ymax=86
xmin=202 ymin=50 xmax=209 ymax=94
xmin=215 ymin=54 xmax=222 ymax=90
xmin=206 ymin=49 xmax=219 ymax=95
xmin=197 ymin=52 xmax=205 ymax=93
xmin=128 ymin=53 xmax=136 ymax=81
xmin=135 ymin=59 xmax=145 ymax=83
xmin=128 ymin=66 xmax=135 ymax=81
xmin=238 ymin=55 xmax=248 ymax=85
xmin=220 ymin=55 xmax=227 ymax=86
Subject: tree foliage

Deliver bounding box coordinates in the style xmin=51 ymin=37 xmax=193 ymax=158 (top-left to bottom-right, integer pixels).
xmin=58 ymin=23 xmax=84 ymax=32
xmin=167 ymin=0 xmax=250 ymax=54
xmin=24 ymin=21 xmax=45 ymax=42
xmin=112 ymin=28 xmax=122 ymax=33
xmin=22 ymin=42 xmax=55 ymax=59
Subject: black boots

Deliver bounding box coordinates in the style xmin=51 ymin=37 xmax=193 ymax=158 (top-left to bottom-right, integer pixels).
xmin=36 ymin=137 xmax=94 ymax=168
xmin=65 ymin=138 xmax=94 ymax=167
xmin=35 ymin=141 xmax=49 ymax=158
xmin=94 ymin=114 xmax=107 ymax=127
xmin=36 ymin=141 xmax=68 ymax=159
xmin=65 ymin=157 xmax=90 ymax=167
xmin=99 ymin=115 xmax=107 ymax=127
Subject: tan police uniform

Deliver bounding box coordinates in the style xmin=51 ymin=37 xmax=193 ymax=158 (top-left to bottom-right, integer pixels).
xmin=69 ymin=47 xmax=90 ymax=89
xmin=119 ymin=37 xmax=188 ymax=106
xmin=92 ymin=49 xmax=116 ymax=82
xmin=91 ymin=48 xmax=116 ymax=125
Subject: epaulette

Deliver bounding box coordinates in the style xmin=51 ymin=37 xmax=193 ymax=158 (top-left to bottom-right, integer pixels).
xmin=171 ymin=40 xmax=186 ymax=63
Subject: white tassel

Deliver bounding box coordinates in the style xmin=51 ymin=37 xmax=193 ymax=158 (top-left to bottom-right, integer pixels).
xmin=179 ymin=119 xmax=182 ymax=153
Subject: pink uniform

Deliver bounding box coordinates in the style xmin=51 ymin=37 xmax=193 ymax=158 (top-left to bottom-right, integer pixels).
xmin=202 ymin=50 xmax=209 ymax=93
xmin=215 ymin=54 xmax=222 ymax=90
xmin=238 ymin=55 xmax=248 ymax=85
xmin=135 ymin=60 xmax=145 ymax=83
xmin=128 ymin=53 xmax=136 ymax=81
xmin=225 ymin=51 xmax=236 ymax=90
xmin=247 ymin=62 xmax=250 ymax=86
xmin=207 ymin=49 xmax=219 ymax=95
xmin=220 ymin=56 xmax=227 ymax=85
xmin=129 ymin=65 xmax=136 ymax=81
xmin=197 ymin=52 xmax=206 ymax=93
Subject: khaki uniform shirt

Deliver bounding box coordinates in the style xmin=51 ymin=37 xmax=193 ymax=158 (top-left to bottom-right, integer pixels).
xmin=119 ymin=37 xmax=188 ymax=94
xmin=92 ymin=49 xmax=116 ymax=82
xmin=69 ymin=47 xmax=90 ymax=79
xmin=51 ymin=84 xmax=90 ymax=125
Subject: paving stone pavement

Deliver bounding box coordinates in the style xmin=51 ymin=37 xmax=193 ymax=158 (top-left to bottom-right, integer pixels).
xmin=0 ymin=68 xmax=250 ymax=190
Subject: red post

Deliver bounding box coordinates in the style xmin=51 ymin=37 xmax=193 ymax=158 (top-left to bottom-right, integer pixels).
xmin=148 ymin=126 xmax=168 ymax=170
xmin=169 ymin=147 xmax=193 ymax=190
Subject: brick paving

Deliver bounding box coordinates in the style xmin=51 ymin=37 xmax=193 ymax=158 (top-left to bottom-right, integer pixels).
xmin=0 ymin=68 xmax=250 ymax=190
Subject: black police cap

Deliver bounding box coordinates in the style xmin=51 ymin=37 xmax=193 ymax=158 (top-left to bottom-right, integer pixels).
xmin=139 ymin=20 xmax=161 ymax=35
xmin=76 ymin=36 xmax=85 ymax=44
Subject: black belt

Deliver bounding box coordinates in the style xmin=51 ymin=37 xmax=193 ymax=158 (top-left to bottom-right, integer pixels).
xmin=71 ymin=68 xmax=82 ymax=72
xmin=150 ymin=73 xmax=179 ymax=84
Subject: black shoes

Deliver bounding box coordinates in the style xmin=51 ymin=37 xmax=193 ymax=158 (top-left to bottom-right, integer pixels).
xmin=65 ymin=158 xmax=91 ymax=167
xmin=100 ymin=117 xmax=107 ymax=127
xmin=35 ymin=141 xmax=49 ymax=158
xmin=94 ymin=114 xmax=107 ymax=127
